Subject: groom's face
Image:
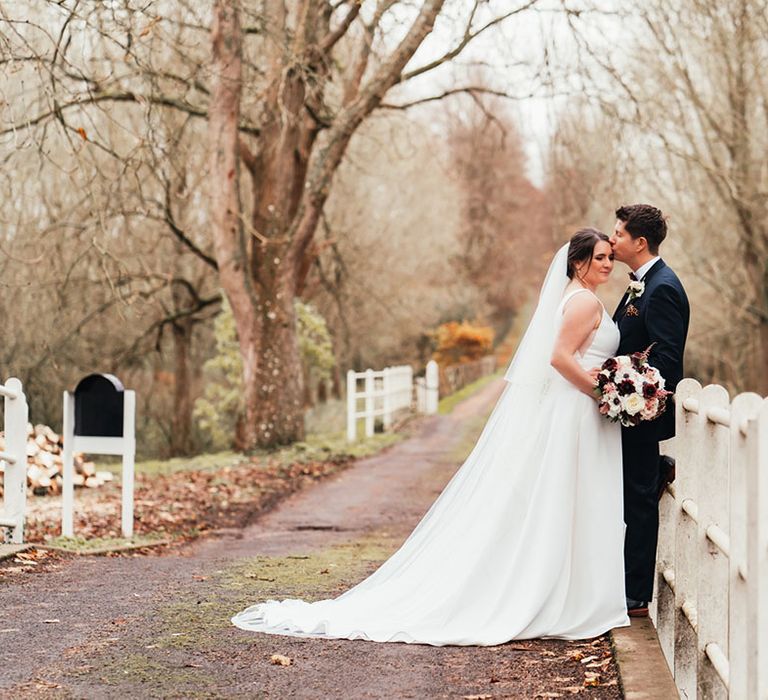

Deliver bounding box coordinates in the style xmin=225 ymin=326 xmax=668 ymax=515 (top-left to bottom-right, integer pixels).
xmin=609 ymin=219 xmax=636 ymax=263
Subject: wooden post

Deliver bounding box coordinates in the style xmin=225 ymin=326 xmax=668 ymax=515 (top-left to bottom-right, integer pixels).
xmin=1 ymin=379 xmax=28 ymax=544
xmin=729 ymin=392 xmax=762 ymax=699
xmin=655 ymin=436 xmax=677 ymax=667
xmin=121 ymin=390 xmax=136 ymax=538
xmin=673 ymin=378 xmax=702 ymax=697
xmin=696 ymin=384 xmax=730 ymax=699
xmin=382 ymin=367 xmax=392 ymax=430
xmin=364 ymin=369 xmax=374 ymax=437
xmin=425 ymin=360 xmax=439 ymax=415
xmin=346 ymin=370 xmax=356 ymax=442
xmin=61 ymin=391 xmax=75 ymax=538
xmin=747 ymin=400 xmax=768 ymax=699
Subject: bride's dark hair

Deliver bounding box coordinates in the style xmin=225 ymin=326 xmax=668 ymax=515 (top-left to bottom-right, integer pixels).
xmin=566 ymin=228 xmax=610 ymax=279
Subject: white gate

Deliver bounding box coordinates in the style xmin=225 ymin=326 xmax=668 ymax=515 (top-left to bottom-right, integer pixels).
xmin=0 ymin=378 xmax=29 ymax=544
xmin=653 ymin=378 xmax=767 ymax=699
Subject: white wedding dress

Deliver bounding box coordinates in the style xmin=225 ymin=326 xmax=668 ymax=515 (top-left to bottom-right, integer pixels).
xmin=232 ymin=246 xmax=630 ymax=645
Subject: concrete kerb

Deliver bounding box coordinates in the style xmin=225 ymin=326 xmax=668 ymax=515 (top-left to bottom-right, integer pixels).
xmin=612 ymin=618 xmax=679 ymax=699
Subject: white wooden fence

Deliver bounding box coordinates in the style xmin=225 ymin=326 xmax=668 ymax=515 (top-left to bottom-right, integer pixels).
xmin=0 ymin=378 xmax=29 ymax=544
xmin=415 ymin=360 xmax=439 ymax=415
xmin=652 ymin=378 xmax=767 ymax=699
xmin=346 ymin=365 xmax=417 ymax=441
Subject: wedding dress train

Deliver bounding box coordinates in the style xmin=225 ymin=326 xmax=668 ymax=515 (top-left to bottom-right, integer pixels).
xmin=232 ymin=256 xmax=630 ymax=645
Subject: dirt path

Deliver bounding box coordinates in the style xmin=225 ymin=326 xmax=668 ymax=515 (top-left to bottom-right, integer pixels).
xmin=0 ymin=379 xmax=622 ymax=699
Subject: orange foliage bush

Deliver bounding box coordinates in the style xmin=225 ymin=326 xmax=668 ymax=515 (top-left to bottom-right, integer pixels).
xmin=432 ymin=321 xmax=494 ymax=365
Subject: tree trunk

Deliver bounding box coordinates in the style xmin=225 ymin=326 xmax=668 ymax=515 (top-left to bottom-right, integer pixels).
xmin=249 ymin=275 xmax=306 ymax=445
xmin=170 ymin=317 xmax=194 ymax=455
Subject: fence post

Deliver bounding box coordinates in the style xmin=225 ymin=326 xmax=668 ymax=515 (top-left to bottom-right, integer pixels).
xmin=382 ymin=367 xmax=392 ymax=430
xmin=346 ymin=370 xmax=356 ymax=442
xmin=696 ymin=384 xmax=730 ymax=699
xmin=673 ymin=378 xmax=702 ymax=697
xmin=121 ymin=390 xmax=136 ymax=538
xmin=729 ymin=392 xmax=762 ymax=699
xmin=61 ymin=391 xmax=75 ymax=538
xmin=425 ymin=360 xmax=439 ymax=415
xmin=655 ymin=434 xmax=676 ymax=666
xmin=2 ymin=378 xmax=28 ymax=544
xmin=364 ymin=369 xmax=375 ymax=437
xmin=748 ymin=401 xmax=768 ymax=699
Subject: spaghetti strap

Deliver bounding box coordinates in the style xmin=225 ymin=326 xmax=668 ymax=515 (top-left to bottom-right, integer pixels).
xmin=559 ymin=288 xmax=606 ymax=315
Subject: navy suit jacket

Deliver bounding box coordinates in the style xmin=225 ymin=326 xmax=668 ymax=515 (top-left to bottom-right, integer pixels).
xmin=613 ymin=259 xmax=690 ymax=444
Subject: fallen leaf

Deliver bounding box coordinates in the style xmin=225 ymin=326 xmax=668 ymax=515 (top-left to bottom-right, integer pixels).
xmin=583 ymin=672 xmax=601 ymax=687
xmin=579 ymin=655 xmax=599 ymax=664
xmin=76 ymin=127 xmax=88 ymax=141
xmin=270 ymin=654 xmax=292 ymax=666
xmin=192 ymin=575 xmax=208 ymax=581
xmin=568 ymin=652 xmax=584 ymax=661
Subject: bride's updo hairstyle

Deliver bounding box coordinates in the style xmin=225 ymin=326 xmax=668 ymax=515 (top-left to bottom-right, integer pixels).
xmin=566 ymin=227 xmax=610 ymax=279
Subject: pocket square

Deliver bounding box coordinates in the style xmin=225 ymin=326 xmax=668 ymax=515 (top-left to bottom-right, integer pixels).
xmin=625 ymin=304 xmax=639 ymax=317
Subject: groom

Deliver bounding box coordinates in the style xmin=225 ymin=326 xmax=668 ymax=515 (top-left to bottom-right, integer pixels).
xmin=609 ymin=204 xmax=690 ymax=618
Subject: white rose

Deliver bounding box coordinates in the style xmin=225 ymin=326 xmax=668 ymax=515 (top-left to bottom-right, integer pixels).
xmin=617 ymin=355 xmax=632 ymax=368
xmin=624 ymin=394 xmax=645 ymax=416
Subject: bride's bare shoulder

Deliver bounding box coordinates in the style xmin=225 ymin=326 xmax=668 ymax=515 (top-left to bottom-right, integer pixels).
xmin=561 ymin=287 xmax=602 ymax=316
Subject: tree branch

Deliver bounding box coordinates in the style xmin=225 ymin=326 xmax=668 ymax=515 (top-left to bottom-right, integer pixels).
xmin=399 ymin=0 xmax=539 ymax=84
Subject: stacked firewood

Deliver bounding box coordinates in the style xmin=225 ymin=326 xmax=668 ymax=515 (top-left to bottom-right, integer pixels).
xmin=0 ymin=424 xmax=113 ymax=497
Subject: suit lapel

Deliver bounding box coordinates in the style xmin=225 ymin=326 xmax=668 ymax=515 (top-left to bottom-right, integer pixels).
xmin=612 ymin=293 xmax=629 ymax=322
xmin=613 ymin=259 xmax=666 ymax=322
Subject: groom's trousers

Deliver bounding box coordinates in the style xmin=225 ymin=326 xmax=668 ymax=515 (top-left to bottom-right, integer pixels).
xmin=622 ymin=437 xmax=660 ymax=603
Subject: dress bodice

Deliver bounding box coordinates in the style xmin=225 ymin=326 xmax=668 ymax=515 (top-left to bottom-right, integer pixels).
xmin=557 ymin=289 xmax=620 ymax=369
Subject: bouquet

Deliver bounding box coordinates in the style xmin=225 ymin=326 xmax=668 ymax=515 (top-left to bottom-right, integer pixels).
xmin=594 ymin=345 xmax=672 ymax=427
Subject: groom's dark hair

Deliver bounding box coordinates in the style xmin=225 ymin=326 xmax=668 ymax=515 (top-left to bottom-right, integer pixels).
xmin=615 ymin=204 xmax=667 ymax=254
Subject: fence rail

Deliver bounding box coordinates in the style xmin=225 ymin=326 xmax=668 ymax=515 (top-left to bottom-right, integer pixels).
xmin=652 ymin=378 xmax=767 ymax=699
xmin=0 ymin=378 xmax=29 ymax=543
xmin=346 ymin=365 xmax=415 ymax=441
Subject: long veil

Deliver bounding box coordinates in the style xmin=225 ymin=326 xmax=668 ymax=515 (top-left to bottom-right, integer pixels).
xmin=503 ymin=242 xmax=569 ymax=389
xmin=229 ymin=240 xmax=633 ymax=646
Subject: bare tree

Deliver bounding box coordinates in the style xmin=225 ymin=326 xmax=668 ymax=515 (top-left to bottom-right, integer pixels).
xmin=2 ymin=0 xmax=541 ymax=448
xmin=565 ymin=0 xmax=768 ymax=392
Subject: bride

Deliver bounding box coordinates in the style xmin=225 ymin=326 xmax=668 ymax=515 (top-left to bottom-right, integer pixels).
xmin=232 ymin=228 xmax=630 ymax=645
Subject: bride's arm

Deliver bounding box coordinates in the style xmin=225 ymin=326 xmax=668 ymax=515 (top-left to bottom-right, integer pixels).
xmin=550 ymin=295 xmax=602 ymax=397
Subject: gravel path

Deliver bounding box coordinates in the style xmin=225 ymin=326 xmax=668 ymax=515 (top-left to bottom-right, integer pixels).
xmin=0 ymin=378 xmax=622 ymax=699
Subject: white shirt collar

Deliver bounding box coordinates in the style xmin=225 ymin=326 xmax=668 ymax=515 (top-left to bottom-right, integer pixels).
xmin=633 ymin=256 xmax=661 ymax=281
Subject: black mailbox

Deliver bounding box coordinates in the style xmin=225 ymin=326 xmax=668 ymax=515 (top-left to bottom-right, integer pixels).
xmin=74 ymin=374 xmax=125 ymax=437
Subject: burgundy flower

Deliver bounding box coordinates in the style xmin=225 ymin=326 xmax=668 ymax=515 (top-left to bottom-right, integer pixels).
xmin=617 ymin=379 xmax=636 ymax=396
xmin=643 ymin=383 xmax=658 ymax=399
xmin=602 ymin=357 xmax=618 ymax=372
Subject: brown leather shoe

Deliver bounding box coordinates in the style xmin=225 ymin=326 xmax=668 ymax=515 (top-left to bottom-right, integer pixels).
xmin=628 ymin=605 xmax=649 ymax=618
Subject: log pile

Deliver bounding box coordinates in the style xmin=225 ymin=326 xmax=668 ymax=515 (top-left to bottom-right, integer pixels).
xmin=0 ymin=423 xmax=113 ymax=497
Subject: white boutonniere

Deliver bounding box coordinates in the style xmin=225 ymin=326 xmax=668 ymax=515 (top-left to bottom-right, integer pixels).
xmin=627 ymin=280 xmax=645 ymax=302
